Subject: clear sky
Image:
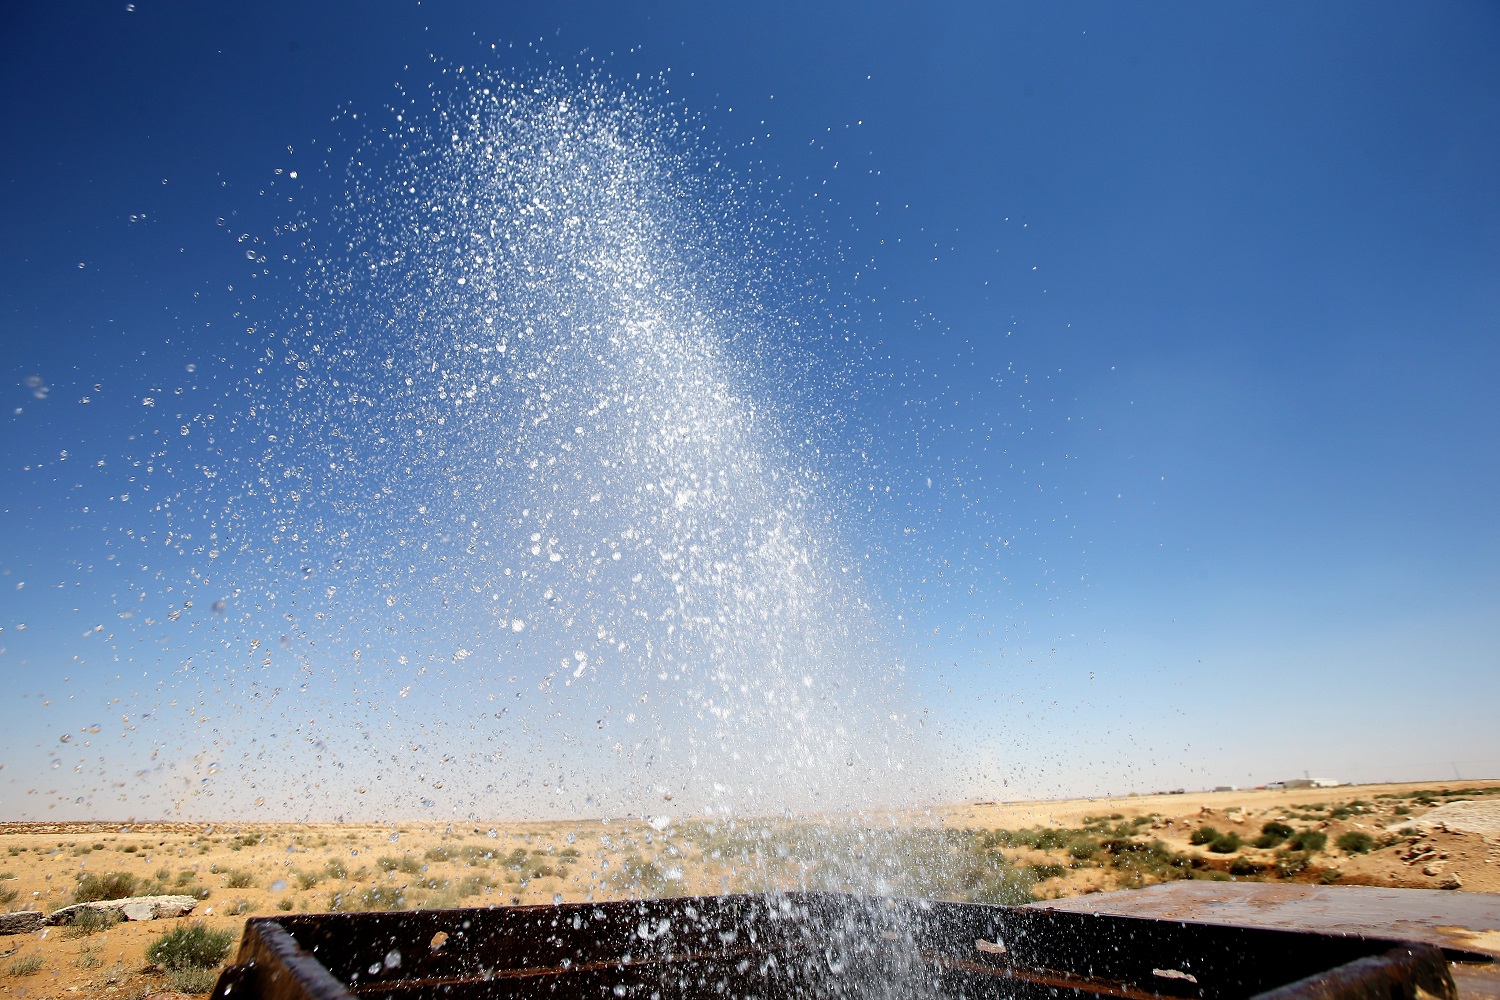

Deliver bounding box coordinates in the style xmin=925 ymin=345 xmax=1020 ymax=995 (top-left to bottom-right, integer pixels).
xmin=2 ymin=1 xmax=1497 ymax=820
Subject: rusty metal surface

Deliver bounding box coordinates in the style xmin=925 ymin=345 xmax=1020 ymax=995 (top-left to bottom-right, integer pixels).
xmin=213 ymin=917 xmax=357 ymax=1000
xmin=1029 ymin=883 xmax=1500 ymax=999
xmin=209 ymin=891 xmax=1460 ymax=1000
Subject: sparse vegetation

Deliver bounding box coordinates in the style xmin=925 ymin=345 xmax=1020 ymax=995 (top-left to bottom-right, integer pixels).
xmin=1103 ymin=839 xmax=1192 ymax=886
xmin=171 ymin=966 xmax=225 ymax=993
xmin=224 ymin=869 xmax=256 ymax=888
xmin=0 ymin=782 xmax=1489 ymax=997
xmin=378 ymin=854 xmax=423 ymax=875
xmin=329 ymin=886 xmax=409 ymax=911
xmin=1275 ymin=851 xmax=1313 ymax=877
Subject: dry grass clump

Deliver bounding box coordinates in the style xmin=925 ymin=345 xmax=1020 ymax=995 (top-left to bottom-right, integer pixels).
xmin=73 ymin=871 xmax=140 ymax=903
xmin=63 ymin=906 xmax=122 ymax=937
xmin=7 ymin=953 xmax=45 ymax=977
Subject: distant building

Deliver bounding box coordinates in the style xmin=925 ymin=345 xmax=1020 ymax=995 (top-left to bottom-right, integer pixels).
xmin=1273 ymin=778 xmax=1341 ymax=790
xmin=1213 ymin=785 xmax=1237 ymax=792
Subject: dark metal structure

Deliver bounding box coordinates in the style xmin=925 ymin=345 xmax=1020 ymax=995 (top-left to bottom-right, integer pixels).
xmin=210 ymin=892 xmax=1457 ymax=1000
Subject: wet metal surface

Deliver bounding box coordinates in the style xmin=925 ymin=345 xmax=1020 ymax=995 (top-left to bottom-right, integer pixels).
xmin=1030 ymin=884 xmax=1500 ymax=999
xmin=210 ymin=891 xmax=1458 ymax=1000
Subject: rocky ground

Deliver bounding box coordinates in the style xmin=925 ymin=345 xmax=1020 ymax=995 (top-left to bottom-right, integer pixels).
xmin=0 ymin=779 xmax=1495 ymax=998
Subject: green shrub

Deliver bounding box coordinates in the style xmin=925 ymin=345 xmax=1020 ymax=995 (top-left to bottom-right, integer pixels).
xmin=324 ymin=859 xmax=349 ymax=880
xmin=146 ymin=922 xmax=235 ymax=970
xmin=1229 ymin=857 xmax=1265 ymax=876
xmin=63 ymin=907 xmax=121 ymax=937
xmin=1025 ymin=863 xmax=1069 ymax=881
xmin=1286 ymin=830 xmax=1327 ymax=853
xmin=1335 ymin=831 xmax=1375 ymax=854
xmin=1189 ymin=826 xmax=1221 ymax=846
xmin=74 ymin=872 xmax=139 ymax=903
xmin=224 ymin=870 xmax=255 ymax=888
xmin=1208 ymin=832 xmax=1242 ymax=853
xmin=1068 ymin=840 xmax=1100 ymax=860
xmin=378 ymin=855 xmax=422 ymax=875
xmin=1104 ymin=839 xmax=1190 ymax=885
xmin=0 ymin=887 xmax=17 ymax=906
xmin=1254 ymin=822 xmax=1294 ymax=848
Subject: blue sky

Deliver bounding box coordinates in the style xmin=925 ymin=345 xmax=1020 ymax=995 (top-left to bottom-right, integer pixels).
xmin=2 ymin=1 xmax=1497 ymax=819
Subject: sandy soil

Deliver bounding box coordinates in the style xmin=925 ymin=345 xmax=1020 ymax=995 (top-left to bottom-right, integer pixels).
xmin=0 ymin=778 xmax=1495 ymax=998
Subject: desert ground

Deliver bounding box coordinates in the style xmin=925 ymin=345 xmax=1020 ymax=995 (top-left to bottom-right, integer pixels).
xmin=1 ymin=778 xmax=1496 ymax=998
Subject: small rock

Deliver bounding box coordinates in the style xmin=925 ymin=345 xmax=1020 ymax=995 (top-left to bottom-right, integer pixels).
xmin=45 ymin=894 xmax=199 ymax=926
xmin=0 ymin=911 xmax=45 ymax=935
xmin=1439 ymin=875 xmax=1462 ymax=890
xmin=1422 ymin=864 xmax=1446 ymax=876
